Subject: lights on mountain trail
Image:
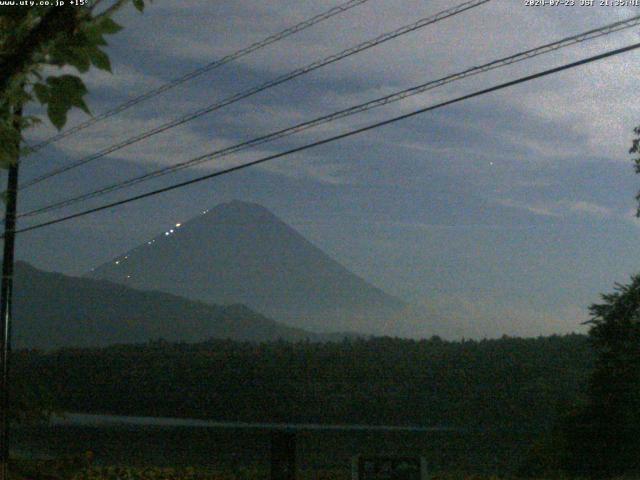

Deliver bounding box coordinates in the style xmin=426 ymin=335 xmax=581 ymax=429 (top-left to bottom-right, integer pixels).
xmin=165 ymin=232 xmax=170 ymax=236
xmin=175 ymin=223 xmax=181 ymax=228
xmin=115 ymin=260 xmax=120 ymax=265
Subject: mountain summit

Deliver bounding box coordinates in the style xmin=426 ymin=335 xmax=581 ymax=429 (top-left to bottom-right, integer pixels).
xmin=87 ymin=201 xmax=404 ymax=333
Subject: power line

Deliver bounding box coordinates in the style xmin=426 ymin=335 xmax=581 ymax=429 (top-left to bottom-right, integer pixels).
xmin=18 ymin=14 xmax=640 ymax=219
xmin=10 ymin=40 xmax=640 ymax=237
xmin=20 ymin=0 xmax=492 ymax=189
xmin=23 ymin=0 xmax=373 ymax=155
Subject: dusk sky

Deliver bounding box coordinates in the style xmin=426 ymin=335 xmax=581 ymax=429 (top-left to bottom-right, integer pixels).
xmin=7 ymin=0 xmax=640 ymax=338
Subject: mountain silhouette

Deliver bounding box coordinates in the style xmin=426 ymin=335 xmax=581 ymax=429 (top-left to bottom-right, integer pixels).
xmin=12 ymin=261 xmax=324 ymax=350
xmin=87 ymin=200 xmax=405 ymax=333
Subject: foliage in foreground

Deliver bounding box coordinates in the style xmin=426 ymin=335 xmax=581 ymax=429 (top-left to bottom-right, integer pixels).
xmin=1 ymin=461 xmax=600 ymax=480
xmin=12 ymin=458 xmax=261 ymax=480
xmin=552 ymin=276 xmax=640 ymax=478
xmin=15 ymin=463 xmax=640 ymax=480
xmin=71 ymin=466 xmax=257 ymax=480
xmin=11 ymin=454 xmax=640 ymax=480
xmin=1 ymin=0 xmax=151 ymax=433
xmin=15 ymin=334 xmax=593 ymax=431
xmin=0 ymin=1 xmax=151 ymax=167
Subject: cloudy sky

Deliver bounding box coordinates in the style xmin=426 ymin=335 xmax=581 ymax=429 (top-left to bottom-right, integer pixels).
xmin=7 ymin=0 xmax=640 ymax=338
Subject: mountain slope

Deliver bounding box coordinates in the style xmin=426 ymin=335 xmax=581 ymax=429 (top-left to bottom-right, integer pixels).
xmin=12 ymin=262 xmax=319 ymax=350
xmin=87 ymin=200 xmax=405 ymax=333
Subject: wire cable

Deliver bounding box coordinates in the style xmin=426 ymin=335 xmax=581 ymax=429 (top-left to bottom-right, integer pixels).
xmin=9 ymin=40 xmax=640 ymax=237
xmin=18 ymin=14 xmax=640 ymax=218
xmin=23 ymin=0 xmax=373 ymax=155
xmin=20 ymin=0 xmax=492 ymax=189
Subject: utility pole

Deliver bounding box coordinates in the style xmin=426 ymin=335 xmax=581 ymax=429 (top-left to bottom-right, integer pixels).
xmin=0 ymin=108 xmax=21 ymax=480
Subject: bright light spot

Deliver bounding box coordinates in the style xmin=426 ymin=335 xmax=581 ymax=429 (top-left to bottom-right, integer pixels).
xmin=489 ymin=161 xmax=494 ymax=166
xmin=169 ymin=229 xmax=174 ymax=233
xmin=126 ymin=275 xmax=131 ymax=279
xmin=165 ymin=232 xmax=169 ymax=236
xmin=148 ymin=241 xmax=152 ymax=245
xmin=175 ymin=223 xmax=181 ymax=228
xmin=115 ymin=261 xmax=119 ymax=265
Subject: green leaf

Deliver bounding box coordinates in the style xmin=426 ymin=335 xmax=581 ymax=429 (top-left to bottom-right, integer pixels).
xmin=88 ymin=47 xmax=112 ymax=72
xmin=47 ymin=99 xmax=67 ymax=130
xmin=49 ymin=44 xmax=91 ymax=72
xmin=96 ymin=17 xmax=123 ymax=35
xmin=133 ymin=0 xmax=145 ymax=12
xmin=33 ymin=82 xmax=49 ymax=104
xmin=43 ymin=75 xmax=91 ymax=129
xmin=76 ymin=97 xmax=90 ymax=115
xmin=47 ymin=75 xmax=88 ymax=98
xmin=67 ymin=46 xmax=92 ymax=73
xmin=82 ymin=25 xmax=108 ymax=47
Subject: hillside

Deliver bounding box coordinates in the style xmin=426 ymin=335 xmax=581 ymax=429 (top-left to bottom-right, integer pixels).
xmin=86 ymin=200 xmax=405 ymax=334
xmin=11 ymin=262 xmax=321 ymax=349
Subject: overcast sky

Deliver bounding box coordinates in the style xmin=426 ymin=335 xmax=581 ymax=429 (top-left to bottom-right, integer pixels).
xmin=7 ymin=0 xmax=640 ymax=338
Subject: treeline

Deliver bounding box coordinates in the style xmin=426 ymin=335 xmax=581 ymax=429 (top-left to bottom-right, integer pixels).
xmin=14 ymin=334 xmax=592 ymax=431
